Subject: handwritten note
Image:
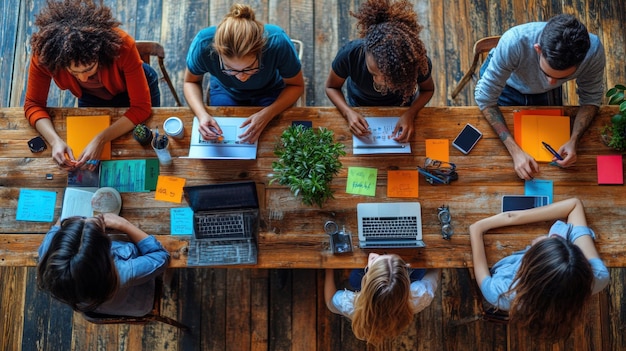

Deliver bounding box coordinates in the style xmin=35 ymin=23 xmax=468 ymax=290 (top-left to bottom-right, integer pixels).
xmin=170 ymin=207 xmax=194 ymax=235
xmin=346 ymin=167 xmax=378 ymax=196
xmin=16 ymin=189 xmax=56 ymax=222
xmin=155 ymin=176 xmax=186 ymax=203
xmin=387 ymin=170 xmax=419 ymax=198
xmin=425 ymin=139 xmax=449 ymax=162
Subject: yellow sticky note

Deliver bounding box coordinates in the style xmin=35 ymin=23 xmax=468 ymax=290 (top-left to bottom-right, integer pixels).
xmin=155 ymin=176 xmax=186 ymax=203
xmin=387 ymin=170 xmax=419 ymax=198
xmin=66 ymin=115 xmax=111 ymax=160
xmin=425 ymin=139 xmax=449 ymax=162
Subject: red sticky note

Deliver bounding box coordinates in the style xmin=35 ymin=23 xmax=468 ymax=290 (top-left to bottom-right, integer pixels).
xmin=597 ymin=155 xmax=624 ymax=185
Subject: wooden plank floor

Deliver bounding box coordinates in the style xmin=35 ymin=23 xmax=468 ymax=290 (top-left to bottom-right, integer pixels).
xmin=2 ymin=0 xmax=626 ymax=350
xmin=2 ymin=266 xmax=625 ymax=350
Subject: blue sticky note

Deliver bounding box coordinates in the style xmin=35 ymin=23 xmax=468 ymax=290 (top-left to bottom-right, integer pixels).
xmin=525 ymin=179 xmax=553 ymax=204
xmin=16 ymin=189 xmax=56 ymax=222
xmin=170 ymin=207 xmax=194 ymax=235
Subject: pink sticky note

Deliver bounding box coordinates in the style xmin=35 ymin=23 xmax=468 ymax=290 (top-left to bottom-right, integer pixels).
xmin=597 ymin=155 xmax=624 ymax=185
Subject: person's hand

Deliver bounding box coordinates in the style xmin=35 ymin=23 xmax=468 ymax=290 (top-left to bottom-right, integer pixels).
xmin=102 ymin=212 xmax=129 ymax=231
xmin=344 ymin=109 xmax=370 ymax=137
xmin=198 ymin=114 xmax=222 ymax=141
xmin=554 ymin=139 xmax=577 ymax=167
xmin=75 ymin=138 xmax=106 ymax=169
xmin=392 ymin=113 xmax=414 ymax=143
xmin=238 ymin=111 xmax=272 ymax=143
xmin=50 ymin=141 xmax=77 ymax=170
xmin=511 ymin=148 xmax=540 ymax=180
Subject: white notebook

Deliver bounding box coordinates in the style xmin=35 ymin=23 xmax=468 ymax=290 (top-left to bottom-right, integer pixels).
xmin=183 ymin=117 xmax=258 ymax=160
xmin=60 ymin=187 xmax=96 ymax=219
xmin=352 ymin=117 xmax=411 ymax=155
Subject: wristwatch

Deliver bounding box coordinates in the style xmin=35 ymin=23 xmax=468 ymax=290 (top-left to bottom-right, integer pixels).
xmin=438 ymin=205 xmax=453 ymax=240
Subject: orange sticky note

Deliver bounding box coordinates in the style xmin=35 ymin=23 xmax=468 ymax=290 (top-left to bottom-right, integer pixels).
xmin=155 ymin=176 xmax=186 ymax=203
xmin=387 ymin=170 xmax=419 ymax=198
xmin=66 ymin=115 xmax=111 ymax=160
xmin=520 ymin=115 xmax=570 ymax=162
xmin=513 ymin=109 xmax=562 ymax=144
xmin=425 ymin=139 xmax=449 ymax=162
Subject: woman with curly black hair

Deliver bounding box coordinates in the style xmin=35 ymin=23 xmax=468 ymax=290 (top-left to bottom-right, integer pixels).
xmin=25 ymin=0 xmax=160 ymax=169
xmin=325 ymin=0 xmax=434 ymax=143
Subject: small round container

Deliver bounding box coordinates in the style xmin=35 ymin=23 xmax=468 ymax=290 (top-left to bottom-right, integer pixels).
xmin=163 ymin=116 xmax=184 ymax=139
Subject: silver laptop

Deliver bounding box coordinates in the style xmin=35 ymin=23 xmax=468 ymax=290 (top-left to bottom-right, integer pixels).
xmin=183 ymin=181 xmax=259 ymax=266
xmin=357 ymin=202 xmax=425 ymax=248
xmin=183 ymin=117 xmax=258 ymax=159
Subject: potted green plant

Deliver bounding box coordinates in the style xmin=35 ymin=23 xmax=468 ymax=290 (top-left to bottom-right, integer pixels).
xmin=602 ymin=84 xmax=626 ymax=151
xmin=133 ymin=123 xmax=153 ymax=146
xmin=271 ymin=125 xmax=345 ymax=207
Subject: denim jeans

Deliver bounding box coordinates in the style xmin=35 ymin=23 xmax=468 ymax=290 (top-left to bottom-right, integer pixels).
xmin=480 ymin=51 xmax=562 ymax=106
xmin=208 ymin=76 xmax=283 ymax=106
xmin=78 ymin=63 xmax=161 ymax=107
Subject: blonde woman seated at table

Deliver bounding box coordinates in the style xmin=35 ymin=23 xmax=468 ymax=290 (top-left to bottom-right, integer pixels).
xmin=325 ymin=0 xmax=434 ymax=143
xmin=184 ymin=3 xmax=304 ymax=143
xmin=325 ymin=253 xmax=440 ymax=346
xmin=469 ymin=198 xmax=609 ymax=341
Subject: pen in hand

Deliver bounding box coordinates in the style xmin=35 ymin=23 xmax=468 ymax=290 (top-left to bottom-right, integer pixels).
xmin=542 ymin=141 xmax=564 ymax=161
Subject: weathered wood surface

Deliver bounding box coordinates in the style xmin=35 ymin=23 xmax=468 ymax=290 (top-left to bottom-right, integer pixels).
xmin=2 ymin=0 xmax=625 ymax=108
xmin=1 ymin=106 xmax=624 ymax=269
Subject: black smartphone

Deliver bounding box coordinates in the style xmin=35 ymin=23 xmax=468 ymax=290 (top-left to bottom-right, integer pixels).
xmin=452 ymin=123 xmax=482 ymax=154
xmin=28 ymin=136 xmax=47 ymax=153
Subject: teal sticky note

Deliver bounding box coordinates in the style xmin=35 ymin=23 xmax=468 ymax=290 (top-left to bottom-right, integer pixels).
xmin=346 ymin=167 xmax=378 ymax=196
xmin=525 ymin=179 xmax=553 ymax=204
xmin=170 ymin=207 xmax=194 ymax=235
xmin=16 ymin=189 xmax=56 ymax=222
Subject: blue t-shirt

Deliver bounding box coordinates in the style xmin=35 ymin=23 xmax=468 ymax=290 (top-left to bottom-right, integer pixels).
xmin=39 ymin=226 xmax=170 ymax=316
xmin=186 ymin=24 xmax=301 ymax=99
xmin=331 ymin=39 xmax=432 ymax=106
xmin=480 ymin=221 xmax=610 ymax=310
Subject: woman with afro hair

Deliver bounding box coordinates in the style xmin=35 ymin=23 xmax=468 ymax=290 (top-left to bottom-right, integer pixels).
xmin=325 ymin=0 xmax=434 ymax=143
xmin=25 ymin=0 xmax=160 ymax=170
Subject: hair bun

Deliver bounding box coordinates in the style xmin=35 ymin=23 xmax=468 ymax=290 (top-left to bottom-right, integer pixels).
xmin=230 ymin=3 xmax=255 ymax=20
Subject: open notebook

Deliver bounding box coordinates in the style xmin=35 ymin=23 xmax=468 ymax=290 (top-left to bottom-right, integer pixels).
xmin=183 ymin=117 xmax=258 ymax=159
xmin=353 ymin=117 xmax=411 ymax=155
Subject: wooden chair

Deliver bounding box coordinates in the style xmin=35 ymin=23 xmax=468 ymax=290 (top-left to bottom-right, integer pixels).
xmin=135 ymin=41 xmax=183 ymax=106
xmin=81 ymin=277 xmax=189 ymax=332
xmin=450 ymin=36 xmax=501 ymax=99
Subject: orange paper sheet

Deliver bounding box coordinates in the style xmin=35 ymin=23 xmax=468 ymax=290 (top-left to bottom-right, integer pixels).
xmin=387 ymin=170 xmax=419 ymax=198
xmin=519 ymin=115 xmax=570 ymax=162
xmin=425 ymin=139 xmax=449 ymax=162
xmin=513 ymin=109 xmax=562 ymax=144
xmin=155 ymin=176 xmax=186 ymax=203
xmin=66 ymin=115 xmax=111 ymax=160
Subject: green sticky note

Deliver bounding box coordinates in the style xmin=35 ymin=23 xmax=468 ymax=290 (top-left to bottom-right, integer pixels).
xmin=346 ymin=167 xmax=378 ymax=196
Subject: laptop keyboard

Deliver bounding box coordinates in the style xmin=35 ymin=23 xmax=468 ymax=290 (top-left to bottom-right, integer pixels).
xmin=362 ymin=216 xmax=419 ymax=238
xmin=188 ymin=240 xmax=256 ymax=265
xmin=196 ymin=213 xmax=245 ymax=239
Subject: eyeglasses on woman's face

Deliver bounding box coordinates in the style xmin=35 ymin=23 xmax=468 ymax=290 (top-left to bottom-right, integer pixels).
xmin=219 ymin=55 xmax=263 ymax=76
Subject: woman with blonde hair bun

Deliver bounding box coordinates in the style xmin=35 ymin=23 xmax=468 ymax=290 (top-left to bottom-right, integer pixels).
xmin=184 ymin=3 xmax=304 ymax=143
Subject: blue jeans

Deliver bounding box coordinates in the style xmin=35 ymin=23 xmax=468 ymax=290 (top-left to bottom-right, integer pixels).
xmin=208 ymin=76 xmax=283 ymax=106
xmin=78 ymin=63 xmax=161 ymax=107
xmin=348 ymin=268 xmax=427 ymax=291
xmin=479 ymin=51 xmax=562 ymax=106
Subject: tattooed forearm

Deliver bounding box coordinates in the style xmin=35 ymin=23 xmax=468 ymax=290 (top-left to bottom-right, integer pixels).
xmin=571 ymin=105 xmax=598 ymax=141
xmin=483 ymin=106 xmax=511 ymax=142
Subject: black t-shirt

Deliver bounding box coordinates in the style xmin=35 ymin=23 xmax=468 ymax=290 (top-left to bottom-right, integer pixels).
xmin=331 ymin=39 xmax=432 ymax=106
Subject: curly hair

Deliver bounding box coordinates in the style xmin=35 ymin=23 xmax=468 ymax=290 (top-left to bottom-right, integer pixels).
xmin=352 ymin=0 xmax=429 ymax=103
xmin=506 ymin=237 xmax=593 ymax=341
xmin=37 ymin=215 xmax=119 ymax=312
xmin=213 ymin=3 xmax=266 ymax=59
xmin=539 ymin=14 xmax=590 ymax=70
xmin=30 ymin=0 xmax=123 ymax=74
xmin=351 ymin=254 xmax=413 ymax=346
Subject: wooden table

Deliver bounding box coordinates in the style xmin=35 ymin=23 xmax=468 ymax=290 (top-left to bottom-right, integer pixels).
xmin=1 ymin=106 xmax=624 ymax=268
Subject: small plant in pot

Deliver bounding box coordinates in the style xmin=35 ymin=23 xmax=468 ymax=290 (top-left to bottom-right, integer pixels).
xmin=133 ymin=123 xmax=153 ymax=146
xmin=271 ymin=124 xmax=345 ymax=207
xmin=602 ymin=84 xmax=626 ymax=151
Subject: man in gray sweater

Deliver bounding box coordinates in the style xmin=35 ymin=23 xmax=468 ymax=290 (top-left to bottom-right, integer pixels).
xmin=475 ymin=14 xmax=605 ymax=180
